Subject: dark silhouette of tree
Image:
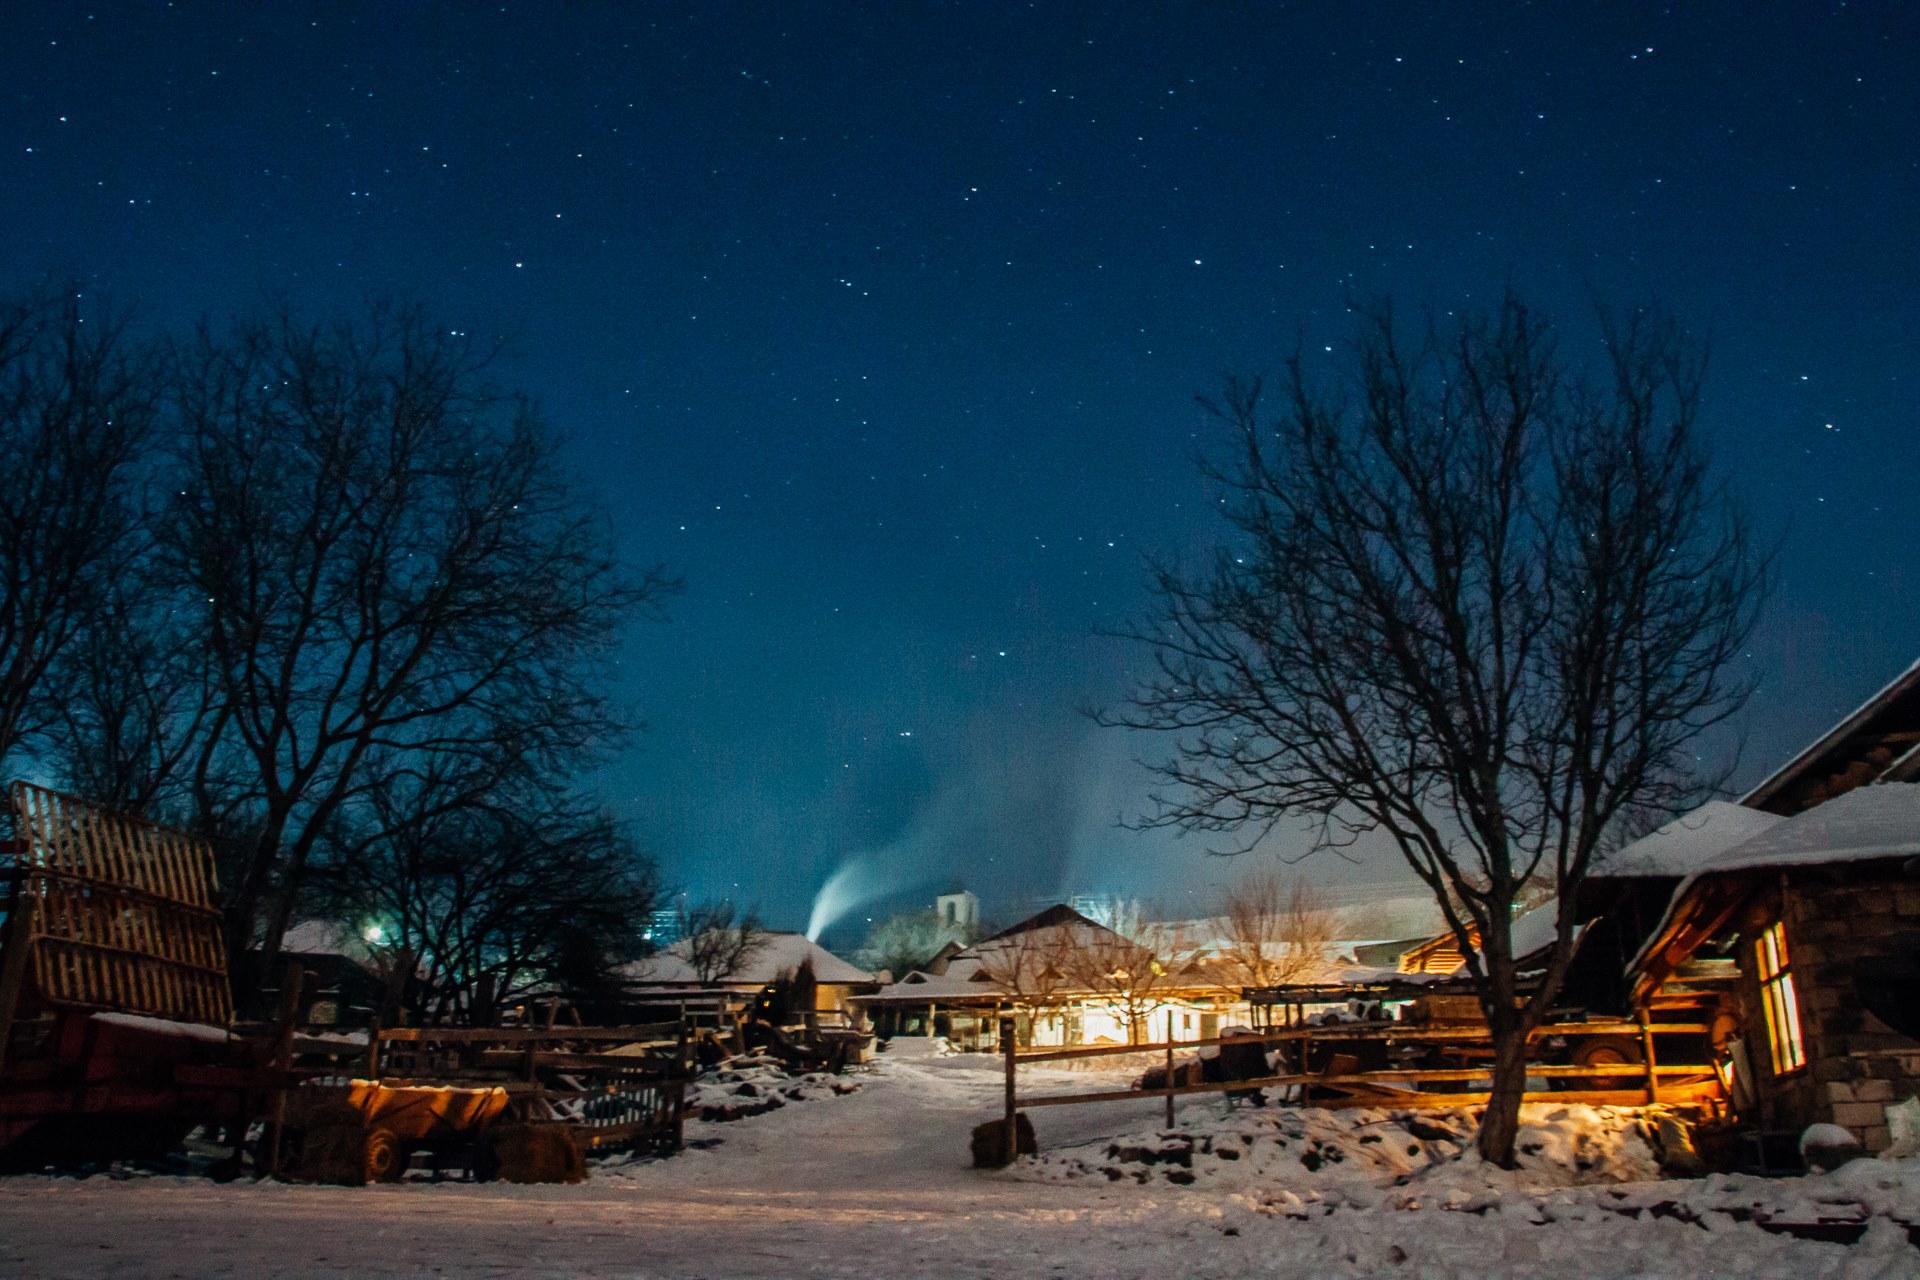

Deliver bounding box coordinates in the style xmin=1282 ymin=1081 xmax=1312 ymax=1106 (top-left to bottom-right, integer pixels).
xmin=0 ymin=292 xmax=160 ymax=775
xmin=50 ymin=589 xmax=217 ymax=815
xmin=307 ymin=775 xmax=658 ymax=1025
xmin=158 ymin=305 xmax=676 ymax=985
xmin=1113 ymin=296 xmax=1764 ymax=1165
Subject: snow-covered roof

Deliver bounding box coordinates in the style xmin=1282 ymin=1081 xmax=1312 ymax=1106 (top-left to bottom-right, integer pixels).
xmin=1689 ymin=782 xmax=1920 ymax=875
xmin=1628 ymin=783 xmax=1920 ymax=992
xmin=865 ymin=955 xmax=1004 ymax=1001
xmin=622 ymin=931 xmax=874 ymax=987
xmin=280 ymin=919 xmax=373 ymax=963
xmin=1590 ymin=801 xmax=1785 ymax=879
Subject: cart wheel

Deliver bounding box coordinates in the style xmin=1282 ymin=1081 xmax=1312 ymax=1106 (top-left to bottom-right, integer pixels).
xmin=1559 ymin=1035 xmax=1642 ymax=1089
xmin=363 ymin=1126 xmax=410 ymax=1183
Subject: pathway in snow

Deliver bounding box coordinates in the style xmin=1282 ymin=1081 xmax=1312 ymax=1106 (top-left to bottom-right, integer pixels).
xmin=0 ymin=1050 xmax=1911 ymax=1278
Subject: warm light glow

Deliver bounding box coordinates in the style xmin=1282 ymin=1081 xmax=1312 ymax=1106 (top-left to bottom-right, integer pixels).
xmin=1756 ymin=921 xmax=1805 ymax=1074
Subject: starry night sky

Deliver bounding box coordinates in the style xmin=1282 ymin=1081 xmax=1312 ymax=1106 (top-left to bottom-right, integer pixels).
xmin=4 ymin=4 xmax=1916 ymax=935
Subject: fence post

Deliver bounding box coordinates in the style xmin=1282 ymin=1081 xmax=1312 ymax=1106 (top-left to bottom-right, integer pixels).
xmin=1000 ymin=1015 xmax=1018 ymax=1162
xmin=264 ymin=958 xmax=304 ymax=1177
xmin=1638 ymin=1007 xmax=1660 ymax=1105
xmin=1163 ymin=1009 xmax=1175 ymax=1128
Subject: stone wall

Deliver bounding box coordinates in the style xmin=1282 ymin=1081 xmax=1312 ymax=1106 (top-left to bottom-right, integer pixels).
xmin=1752 ymin=867 xmax=1920 ymax=1152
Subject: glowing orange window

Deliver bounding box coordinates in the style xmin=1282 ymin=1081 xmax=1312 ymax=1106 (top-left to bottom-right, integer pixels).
xmin=1755 ymin=922 xmax=1806 ymax=1074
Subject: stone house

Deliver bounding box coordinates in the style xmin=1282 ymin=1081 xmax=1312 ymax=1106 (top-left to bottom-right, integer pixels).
xmin=1630 ymin=783 xmax=1920 ymax=1152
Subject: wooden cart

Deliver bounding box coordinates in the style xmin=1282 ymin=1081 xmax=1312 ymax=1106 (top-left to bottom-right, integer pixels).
xmin=0 ymin=782 xmax=276 ymax=1171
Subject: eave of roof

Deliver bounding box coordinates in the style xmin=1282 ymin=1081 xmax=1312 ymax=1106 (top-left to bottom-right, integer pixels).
xmin=1742 ymin=655 xmax=1920 ymax=814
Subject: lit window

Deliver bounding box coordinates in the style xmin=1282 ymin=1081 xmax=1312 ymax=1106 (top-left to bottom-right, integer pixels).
xmin=1755 ymin=922 xmax=1806 ymax=1074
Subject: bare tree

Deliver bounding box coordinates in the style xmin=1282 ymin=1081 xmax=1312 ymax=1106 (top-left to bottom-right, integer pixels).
xmin=159 ymin=306 xmax=676 ymax=986
xmin=0 ymin=292 xmax=159 ymax=774
xmin=1114 ymin=296 xmax=1763 ymax=1164
xmin=1057 ymin=905 xmax=1196 ymax=1045
xmin=307 ymin=769 xmax=658 ymax=1025
xmin=679 ymin=901 xmax=770 ymax=984
xmin=1218 ymin=869 xmax=1341 ymax=989
xmin=50 ymin=589 xmax=217 ymax=816
xmin=977 ymin=924 xmax=1077 ymax=1017
xmin=855 ymin=908 xmax=979 ymax=978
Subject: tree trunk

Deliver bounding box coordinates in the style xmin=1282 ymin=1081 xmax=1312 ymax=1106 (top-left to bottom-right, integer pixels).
xmin=1476 ymin=1023 xmax=1532 ymax=1167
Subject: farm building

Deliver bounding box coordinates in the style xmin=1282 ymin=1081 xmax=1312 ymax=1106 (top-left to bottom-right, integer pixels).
xmin=1742 ymin=657 xmax=1920 ymax=816
xmin=1561 ymin=800 xmax=1787 ymax=1017
xmin=619 ymin=932 xmax=878 ymax=1025
xmin=858 ymin=904 xmax=1259 ymax=1050
xmin=1392 ymin=899 xmax=1570 ymax=980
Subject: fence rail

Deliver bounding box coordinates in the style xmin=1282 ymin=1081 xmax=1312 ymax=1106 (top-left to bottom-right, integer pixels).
xmin=995 ymin=1009 xmax=1723 ymax=1158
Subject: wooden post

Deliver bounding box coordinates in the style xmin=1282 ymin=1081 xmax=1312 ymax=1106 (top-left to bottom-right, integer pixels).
xmin=0 ymin=895 xmax=39 ymax=1078
xmin=1001 ymin=1015 xmax=1018 ymax=1162
xmin=1638 ymin=1007 xmax=1660 ymax=1105
xmin=1163 ymin=1009 xmax=1176 ymax=1129
xmin=264 ymin=958 xmax=305 ymax=1177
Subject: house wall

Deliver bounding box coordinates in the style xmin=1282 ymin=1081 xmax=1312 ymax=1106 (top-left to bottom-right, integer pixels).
xmin=1734 ymin=871 xmax=1920 ymax=1152
xmin=869 ymin=995 xmax=1253 ymax=1050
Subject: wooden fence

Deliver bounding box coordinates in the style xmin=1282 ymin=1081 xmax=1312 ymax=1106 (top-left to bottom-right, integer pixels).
xmin=995 ymin=1011 xmax=1723 ymax=1156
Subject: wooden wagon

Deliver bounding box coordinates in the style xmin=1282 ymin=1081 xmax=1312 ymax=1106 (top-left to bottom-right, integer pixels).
xmin=0 ymin=782 xmax=277 ymax=1171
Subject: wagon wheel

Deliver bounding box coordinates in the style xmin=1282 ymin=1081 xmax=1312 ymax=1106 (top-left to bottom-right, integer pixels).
xmin=362 ymin=1126 xmax=410 ymax=1183
xmin=1560 ymin=1035 xmax=1642 ymax=1090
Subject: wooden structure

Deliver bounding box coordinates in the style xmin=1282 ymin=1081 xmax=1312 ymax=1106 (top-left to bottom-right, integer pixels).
xmin=995 ymin=1014 xmax=1723 ymax=1154
xmin=0 ymin=782 xmax=270 ymax=1168
xmin=273 ymin=1021 xmax=691 ymax=1182
xmin=0 ymin=781 xmax=230 ymax=1039
xmin=1397 ymin=932 xmax=1469 ymax=975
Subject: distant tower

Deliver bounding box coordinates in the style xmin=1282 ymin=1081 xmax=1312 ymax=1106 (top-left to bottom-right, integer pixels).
xmin=935 ymin=889 xmax=980 ymax=932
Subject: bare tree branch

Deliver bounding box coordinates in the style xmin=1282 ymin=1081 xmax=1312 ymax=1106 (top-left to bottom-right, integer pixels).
xmin=1109 ymin=294 xmax=1766 ymax=1164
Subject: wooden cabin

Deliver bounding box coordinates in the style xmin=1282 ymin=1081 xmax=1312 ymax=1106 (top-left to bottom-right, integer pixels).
xmin=1630 ymin=782 xmax=1920 ymax=1153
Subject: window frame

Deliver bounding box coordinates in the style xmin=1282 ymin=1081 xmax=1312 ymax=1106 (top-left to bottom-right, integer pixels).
xmin=1754 ymin=920 xmax=1807 ymax=1075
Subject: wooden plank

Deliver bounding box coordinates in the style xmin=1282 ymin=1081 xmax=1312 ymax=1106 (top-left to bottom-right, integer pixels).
xmin=5 ymin=783 xmax=233 ymax=1026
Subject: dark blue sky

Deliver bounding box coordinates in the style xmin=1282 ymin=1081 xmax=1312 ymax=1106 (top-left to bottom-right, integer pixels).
xmin=4 ymin=3 xmax=1916 ymax=934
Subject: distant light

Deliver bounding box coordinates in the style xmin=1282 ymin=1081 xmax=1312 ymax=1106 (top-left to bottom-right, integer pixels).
xmin=363 ymin=923 xmax=386 ymax=945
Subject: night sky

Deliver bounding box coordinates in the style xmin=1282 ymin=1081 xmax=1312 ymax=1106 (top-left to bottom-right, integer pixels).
xmin=4 ymin=4 xmax=1916 ymax=937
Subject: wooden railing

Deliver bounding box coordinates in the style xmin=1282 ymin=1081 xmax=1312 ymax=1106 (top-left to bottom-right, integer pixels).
xmin=994 ymin=1012 xmax=1723 ymax=1157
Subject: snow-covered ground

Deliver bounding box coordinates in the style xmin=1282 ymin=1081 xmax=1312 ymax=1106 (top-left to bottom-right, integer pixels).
xmin=1 ymin=1048 xmax=1916 ymax=1278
